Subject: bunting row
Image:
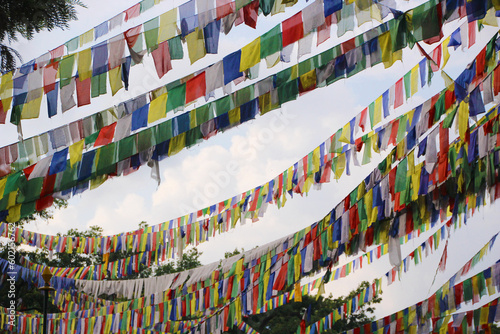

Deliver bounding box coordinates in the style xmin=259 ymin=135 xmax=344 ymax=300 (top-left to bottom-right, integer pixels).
xmin=0 ymin=0 xmax=468 ymax=175
xmin=302 ymin=261 xmax=500 ymax=334
xmin=5 ymin=96 xmax=500 ymax=326
xmin=2 ymin=23 xmax=495 ymax=262
xmin=0 ymin=0 xmax=404 ymax=126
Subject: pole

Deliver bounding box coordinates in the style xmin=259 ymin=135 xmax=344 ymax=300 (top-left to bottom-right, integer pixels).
xmin=43 ymin=287 xmax=48 ymax=334
xmin=40 ymin=267 xmax=54 ymax=334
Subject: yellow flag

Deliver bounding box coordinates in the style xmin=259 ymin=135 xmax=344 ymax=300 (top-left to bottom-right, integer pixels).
xmin=190 ymin=110 xmax=197 ymax=129
xmin=235 ymin=258 xmax=244 ymax=280
xmin=148 ymin=92 xmax=168 ymax=124
xmin=442 ymin=37 xmax=451 ymax=68
xmin=0 ymin=71 xmax=13 ymax=111
xmin=90 ymin=175 xmax=107 ymax=189
xmin=240 ymin=37 xmax=261 ymax=72
xmin=168 ymin=133 xmax=186 ymax=156
xmin=159 ymin=9 xmax=177 ymax=42
xmin=374 ymin=96 xmax=382 ymax=125
xmin=300 ymin=69 xmax=316 ymax=90
xmin=334 ymin=154 xmax=346 ymax=179
xmin=312 ymin=147 xmax=320 ymax=173
xmin=21 ymin=94 xmax=42 ymax=119
xmin=294 ymin=282 xmax=302 ymax=302
xmin=379 ymin=31 xmax=396 ymax=68
xmin=80 ymin=29 xmax=94 ymax=46
xmin=290 ymin=64 xmax=298 ymax=81
xmin=7 ymin=191 xmax=16 ymax=209
xmin=479 ymin=306 xmax=489 ymax=325
xmin=286 ymin=166 xmax=294 ymax=191
xmin=69 ymin=139 xmax=84 ymax=167
xmin=458 ymin=100 xmax=469 ymax=140
xmin=7 ymin=204 xmax=21 ymax=223
xmin=410 ymin=65 xmax=419 ymax=96
xmin=186 ymin=28 xmax=206 ymax=64
xmin=235 ymin=297 xmax=242 ymax=323
xmin=357 ymin=181 xmax=365 ymax=200
xmin=483 ymin=7 xmax=498 ymax=27
xmin=109 ymin=66 xmax=123 ymax=96
xmin=0 ymin=178 xmax=6 ymax=200
xmin=294 ymin=252 xmax=301 ymax=282
xmin=228 ymin=107 xmax=241 ymax=125
xmin=78 ymin=49 xmax=92 ymax=81
xmin=316 ymin=280 xmax=325 ymax=300
xmin=339 ymin=123 xmax=351 ymax=144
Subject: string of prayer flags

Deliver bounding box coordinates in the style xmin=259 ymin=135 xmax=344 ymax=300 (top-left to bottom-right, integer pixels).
xmin=6 ymin=31 xmax=500 ymax=260
xmin=0 ymin=20 xmax=488 ymax=226
xmin=5 ymin=168 xmax=500 ymax=333
xmin=0 ymin=11 xmax=480 ymax=179
xmin=11 ymin=82 xmax=498 ymax=288
xmin=0 ymin=0 xmax=485 ymax=126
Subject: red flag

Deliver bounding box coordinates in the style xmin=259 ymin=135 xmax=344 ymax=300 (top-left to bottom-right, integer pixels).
xmin=243 ymin=1 xmax=259 ymax=28
xmin=394 ymin=79 xmax=404 ymax=108
xmin=476 ymin=47 xmax=486 ymax=77
xmin=388 ymin=119 xmax=399 ymax=147
xmin=359 ymin=108 xmax=367 ymax=131
xmin=94 ymin=123 xmax=117 ymax=147
xmin=36 ymin=196 xmax=54 ymax=212
xmin=300 ymin=319 xmax=306 ymax=334
xmin=430 ymin=46 xmax=442 ymax=72
xmin=185 ymin=72 xmax=206 ymax=104
xmin=49 ymin=45 xmax=64 ymax=60
xmin=76 ymin=77 xmax=91 ymax=107
xmin=0 ymin=100 xmax=5 ymax=124
xmin=282 ymin=12 xmax=304 ymax=47
xmin=124 ymin=3 xmax=140 ymax=22
xmin=152 ymin=41 xmax=172 ymax=79
xmin=124 ymin=25 xmax=142 ymax=48
xmin=44 ymin=62 xmax=59 ymax=94
xmin=468 ymin=21 xmax=476 ymax=48
xmin=438 ymin=240 xmax=448 ymax=272
xmin=494 ymin=65 xmax=500 ymax=95
xmin=216 ymin=0 xmax=235 ymax=19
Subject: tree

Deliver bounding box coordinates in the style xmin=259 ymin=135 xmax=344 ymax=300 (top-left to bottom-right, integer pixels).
xmin=16 ymin=198 xmax=68 ymax=228
xmin=225 ymin=248 xmax=244 ymax=259
xmin=0 ymin=0 xmax=85 ymax=72
xmin=242 ymin=281 xmax=381 ymax=334
xmin=1 ymin=212 xmax=380 ymax=331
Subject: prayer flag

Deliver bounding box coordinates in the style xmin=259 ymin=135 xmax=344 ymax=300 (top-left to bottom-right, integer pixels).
xmin=159 ymin=9 xmax=178 ymax=42
xmin=240 ymin=38 xmax=261 ymax=71
xmin=70 ymin=140 xmax=84 ymax=167
xmin=94 ymin=123 xmax=117 ymax=147
xmin=109 ymin=66 xmax=123 ymax=96
xmin=152 ymin=41 xmax=172 ymax=79
xmin=148 ymin=93 xmax=168 ymax=124
xmin=49 ymin=148 xmax=68 ymax=175
xmin=186 ymin=72 xmax=206 ymax=104
xmin=223 ymin=50 xmax=243 ymax=84
xmin=132 ymin=104 xmax=150 ymax=131
xmin=186 ymin=28 xmax=206 ymax=64
xmin=124 ymin=4 xmax=141 ymax=22
xmin=76 ymin=77 xmax=91 ymax=107
xmin=77 ymin=49 xmax=92 ymax=81
xmin=282 ymin=12 xmax=304 ymax=47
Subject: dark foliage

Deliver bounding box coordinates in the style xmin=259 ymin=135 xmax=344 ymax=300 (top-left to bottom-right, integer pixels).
xmin=0 ymin=0 xmax=85 ymax=72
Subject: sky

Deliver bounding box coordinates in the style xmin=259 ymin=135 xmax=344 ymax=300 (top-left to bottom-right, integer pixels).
xmin=3 ymin=0 xmax=500 ymax=321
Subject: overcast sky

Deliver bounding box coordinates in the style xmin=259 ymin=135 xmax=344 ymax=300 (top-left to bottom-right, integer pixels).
xmin=3 ymin=0 xmax=500 ymax=320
